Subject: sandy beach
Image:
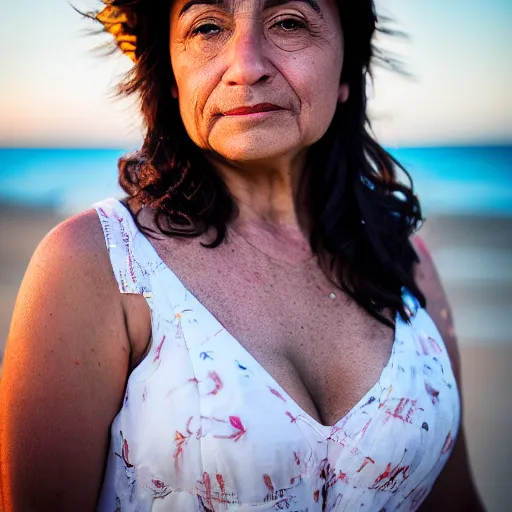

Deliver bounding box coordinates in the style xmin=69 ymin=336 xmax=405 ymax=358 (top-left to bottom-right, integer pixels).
xmin=0 ymin=201 xmax=510 ymax=511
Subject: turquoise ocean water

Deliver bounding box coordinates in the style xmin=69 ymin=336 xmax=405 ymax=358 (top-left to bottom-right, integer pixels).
xmin=0 ymin=146 xmax=511 ymax=216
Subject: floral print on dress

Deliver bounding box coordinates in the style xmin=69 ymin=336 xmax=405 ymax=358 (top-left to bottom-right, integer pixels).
xmin=94 ymin=198 xmax=461 ymax=512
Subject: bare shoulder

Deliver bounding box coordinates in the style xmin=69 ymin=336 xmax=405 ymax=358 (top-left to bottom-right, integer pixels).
xmin=27 ymin=207 xmax=115 ymax=289
xmin=48 ymin=207 xmax=110 ymax=255
xmin=6 ymin=207 xmax=125 ymax=353
xmin=0 ymin=209 xmax=130 ymax=511
xmin=410 ymin=235 xmax=486 ymax=512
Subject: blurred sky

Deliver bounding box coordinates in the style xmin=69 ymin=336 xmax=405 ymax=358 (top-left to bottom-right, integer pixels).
xmin=0 ymin=0 xmax=511 ymax=148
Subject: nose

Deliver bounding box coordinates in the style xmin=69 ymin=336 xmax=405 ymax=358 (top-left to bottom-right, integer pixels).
xmin=221 ymin=23 xmax=273 ymax=87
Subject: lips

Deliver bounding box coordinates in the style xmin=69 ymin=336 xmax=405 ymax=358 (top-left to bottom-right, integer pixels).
xmin=223 ymin=103 xmax=283 ymax=115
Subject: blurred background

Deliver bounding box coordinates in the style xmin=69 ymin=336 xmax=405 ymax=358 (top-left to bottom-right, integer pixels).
xmin=0 ymin=0 xmax=511 ymax=509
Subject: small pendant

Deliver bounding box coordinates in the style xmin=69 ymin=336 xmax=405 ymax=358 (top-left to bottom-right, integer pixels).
xmin=329 ymin=292 xmax=336 ymax=300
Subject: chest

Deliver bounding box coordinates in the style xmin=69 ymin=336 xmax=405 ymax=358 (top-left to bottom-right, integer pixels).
xmin=146 ymin=234 xmax=395 ymax=428
xmin=102 ymin=202 xmax=462 ymax=510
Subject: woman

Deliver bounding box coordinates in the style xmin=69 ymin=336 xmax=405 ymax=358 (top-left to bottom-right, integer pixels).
xmin=0 ymin=0 xmax=485 ymax=510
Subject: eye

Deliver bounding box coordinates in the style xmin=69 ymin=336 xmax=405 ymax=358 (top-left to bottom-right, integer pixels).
xmin=190 ymin=16 xmax=307 ymax=39
xmin=272 ymin=17 xmax=307 ymax=32
xmin=191 ymin=22 xmax=222 ymax=37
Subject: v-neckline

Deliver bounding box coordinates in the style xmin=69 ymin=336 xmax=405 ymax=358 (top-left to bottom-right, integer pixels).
xmin=114 ymin=198 xmax=402 ymax=432
xmin=221 ymin=319 xmax=400 ymax=432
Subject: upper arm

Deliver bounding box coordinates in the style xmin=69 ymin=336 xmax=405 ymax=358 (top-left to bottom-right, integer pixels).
xmin=411 ymin=235 xmax=486 ymax=512
xmin=411 ymin=235 xmax=461 ymax=383
xmin=0 ymin=210 xmax=130 ymax=511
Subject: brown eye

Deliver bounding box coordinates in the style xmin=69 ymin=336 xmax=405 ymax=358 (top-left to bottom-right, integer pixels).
xmin=273 ymin=18 xmax=307 ymax=32
xmin=192 ymin=23 xmax=222 ymax=37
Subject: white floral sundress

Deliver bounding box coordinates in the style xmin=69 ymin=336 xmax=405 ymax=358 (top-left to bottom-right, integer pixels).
xmin=93 ymin=197 xmax=461 ymax=512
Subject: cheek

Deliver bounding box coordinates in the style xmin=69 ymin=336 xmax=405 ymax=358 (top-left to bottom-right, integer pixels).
xmin=173 ymin=64 xmax=220 ymax=146
xmin=172 ymin=41 xmax=217 ymax=106
xmin=290 ymin=54 xmax=343 ymax=136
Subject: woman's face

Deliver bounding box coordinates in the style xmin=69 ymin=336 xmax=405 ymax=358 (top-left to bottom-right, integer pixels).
xmin=169 ymin=0 xmax=348 ymax=164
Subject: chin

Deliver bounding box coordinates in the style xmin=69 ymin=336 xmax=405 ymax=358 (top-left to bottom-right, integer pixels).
xmin=214 ymin=144 xmax=297 ymax=163
xmin=209 ymin=130 xmax=301 ymax=162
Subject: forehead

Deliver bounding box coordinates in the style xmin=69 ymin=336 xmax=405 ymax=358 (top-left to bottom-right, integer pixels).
xmin=174 ymin=0 xmax=325 ymax=15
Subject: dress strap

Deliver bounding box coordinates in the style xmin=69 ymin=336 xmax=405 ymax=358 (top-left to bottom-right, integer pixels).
xmin=93 ymin=197 xmax=152 ymax=296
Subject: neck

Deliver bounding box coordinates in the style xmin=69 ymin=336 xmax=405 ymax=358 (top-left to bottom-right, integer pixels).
xmin=206 ymin=150 xmax=314 ymax=264
xmin=230 ymin=217 xmax=316 ymax=265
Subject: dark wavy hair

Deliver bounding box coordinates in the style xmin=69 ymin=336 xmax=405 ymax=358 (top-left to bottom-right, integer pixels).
xmin=83 ymin=0 xmax=426 ymax=326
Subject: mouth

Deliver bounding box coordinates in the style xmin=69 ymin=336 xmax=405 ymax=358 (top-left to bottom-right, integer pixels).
xmin=222 ymin=103 xmax=284 ymax=116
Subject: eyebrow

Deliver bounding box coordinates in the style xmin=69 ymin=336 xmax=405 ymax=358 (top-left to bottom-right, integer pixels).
xmin=179 ymin=0 xmax=322 ymax=18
